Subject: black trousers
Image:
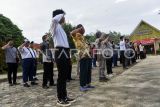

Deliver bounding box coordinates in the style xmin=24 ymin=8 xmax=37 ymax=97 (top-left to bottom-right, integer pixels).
xmin=106 ymin=58 xmax=113 ymax=74
xmin=22 ymin=58 xmax=34 ymax=83
xmin=126 ymin=58 xmax=130 ymax=66
xmin=7 ymin=63 xmax=18 ymax=84
xmin=42 ymin=62 xmax=54 ymax=86
xmin=33 ymin=59 xmax=37 ymax=77
xmin=120 ymin=51 xmax=126 ymax=68
xmin=80 ymin=58 xmax=92 ymax=87
xmin=140 ymin=51 xmax=144 ymax=59
xmin=137 ymin=53 xmax=140 ymax=59
xmin=67 ymin=59 xmax=72 ymax=80
xmin=135 ymin=51 xmax=138 ymax=60
xmin=55 ymin=47 xmax=70 ymax=100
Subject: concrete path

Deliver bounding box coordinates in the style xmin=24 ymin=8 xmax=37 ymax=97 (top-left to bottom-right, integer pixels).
xmin=0 ymin=56 xmax=160 ymax=107
xmin=72 ymin=55 xmax=160 ymax=107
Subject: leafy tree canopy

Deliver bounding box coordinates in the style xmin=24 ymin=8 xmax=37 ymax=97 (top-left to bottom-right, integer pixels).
xmin=0 ymin=14 xmax=24 ymax=47
xmin=0 ymin=14 xmax=24 ymax=73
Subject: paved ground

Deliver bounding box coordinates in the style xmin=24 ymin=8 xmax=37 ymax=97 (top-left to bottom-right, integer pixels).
xmin=0 ymin=56 xmax=160 ymax=107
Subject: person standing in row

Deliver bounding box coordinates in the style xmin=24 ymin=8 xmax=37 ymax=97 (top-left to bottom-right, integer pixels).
xmin=2 ymin=39 xmax=19 ymax=86
xmin=96 ymin=33 xmax=109 ymax=82
xmin=30 ymin=41 xmax=38 ymax=81
xmin=112 ymin=41 xmax=118 ymax=67
xmin=91 ymin=44 xmax=97 ymax=68
xmin=18 ymin=39 xmax=38 ymax=87
xmin=134 ymin=42 xmax=139 ymax=60
xmin=130 ymin=42 xmax=137 ymax=63
xmin=119 ymin=36 xmax=128 ymax=69
xmin=139 ymin=43 xmax=144 ymax=59
xmin=105 ymin=36 xmax=113 ymax=77
xmin=40 ymin=35 xmax=55 ymax=89
xmin=66 ymin=56 xmax=75 ymax=82
xmin=71 ymin=24 xmax=94 ymax=91
xmin=125 ymin=39 xmax=131 ymax=66
xmin=95 ymin=31 xmax=102 ymax=67
xmin=50 ymin=9 xmax=75 ymax=106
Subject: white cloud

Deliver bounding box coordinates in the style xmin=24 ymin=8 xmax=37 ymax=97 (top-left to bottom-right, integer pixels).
xmin=115 ymin=0 xmax=128 ymax=3
xmin=152 ymin=8 xmax=160 ymax=13
xmin=0 ymin=0 xmax=160 ymax=43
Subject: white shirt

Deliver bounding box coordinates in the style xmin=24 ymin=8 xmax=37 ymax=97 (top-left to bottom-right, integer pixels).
xmin=18 ymin=47 xmax=36 ymax=59
xmin=139 ymin=45 xmax=144 ymax=52
xmin=32 ymin=49 xmax=38 ymax=59
xmin=120 ymin=40 xmax=126 ymax=51
xmin=43 ymin=54 xmax=52 ymax=63
xmin=42 ymin=49 xmax=54 ymax=62
xmin=50 ymin=14 xmax=69 ymax=48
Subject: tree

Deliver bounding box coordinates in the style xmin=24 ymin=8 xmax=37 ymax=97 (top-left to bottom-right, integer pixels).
xmin=0 ymin=14 xmax=24 ymax=74
xmin=85 ymin=33 xmax=96 ymax=43
xmin=109 ymin=31 xmax=122 ymax=44
xmin=0 ymin=14 xmax=24 ymax=47
xmin=63 ymin=23 xmax=76 ymax=50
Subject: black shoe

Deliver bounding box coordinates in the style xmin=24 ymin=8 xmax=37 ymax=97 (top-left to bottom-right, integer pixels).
xmin=50 ymin=83 xmax=57 ymax=86
xmin=66 ymin=80 xmax=70 ymax=82
xmin=13 ymin=82 xmax=20 ymax=85
xmin=31 ymin=82 xmax=38 ymax=85
xmin=9 ymin=83 xmax=13 ymax=86
xmin=57 ymin=99 xmax=71 ymax=107
xmin=99 ymin=77 xmax=109 ymax=82
xmin=65 ymin=97 xmax=76 ymax=103
xmin=123 ymin=67 xmax=129 ymax=70
xmin=23 ymin=83 xmax=30 ymax=87
xmin=70 ymin=78 xmax=75 ymax=81
xmin=42 ymin=85 xmax=49 ymax=89
xmin=34 ymin=78 xmax=39 ymax=81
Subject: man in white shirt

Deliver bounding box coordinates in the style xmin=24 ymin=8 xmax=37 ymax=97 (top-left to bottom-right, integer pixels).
xmin=40 ymin=35 xmax=55 ymax=89
xmin=139 ymin=43 xmax=144 ymax=59
xmin=18 ymin=39 xmax=38 ymax=87
xmin=50 ymin=9 xmax=75 ymax=106
xmin=30 ymin=41 xmax=38 ymax=81
xmin=119 ymin=36 xmax=127 ymax=69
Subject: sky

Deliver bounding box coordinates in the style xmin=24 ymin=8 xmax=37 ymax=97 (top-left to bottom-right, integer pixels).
xmin=0 ymin=0 xmax=160 ymax=43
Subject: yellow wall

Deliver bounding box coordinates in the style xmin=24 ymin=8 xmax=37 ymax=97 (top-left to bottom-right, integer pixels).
xmin=155 ymin=40 xmax=160 ymax=50
xmin=130 ymin=22 xmax=160 ymax=42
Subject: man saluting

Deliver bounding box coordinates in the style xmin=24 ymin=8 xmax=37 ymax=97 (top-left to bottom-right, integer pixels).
xmin=49 ymin=9 xmax=75 ymax=106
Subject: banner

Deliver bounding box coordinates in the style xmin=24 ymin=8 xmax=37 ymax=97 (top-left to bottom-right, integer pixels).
xmin=133 ymin=38 xmax=155 ymax=45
